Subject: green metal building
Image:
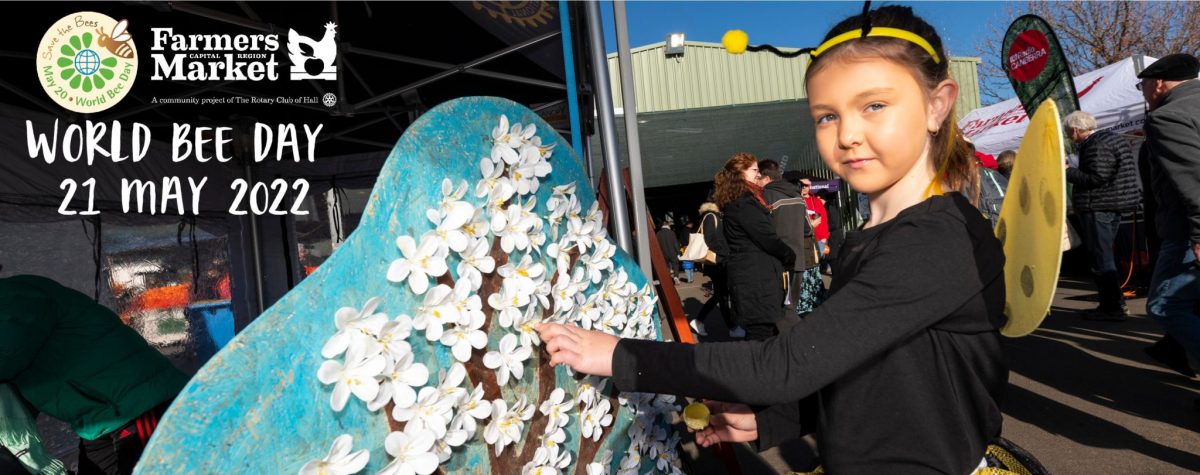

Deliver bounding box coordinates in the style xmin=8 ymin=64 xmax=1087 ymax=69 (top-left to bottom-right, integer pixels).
xmin=590 ymin=41 xmax=982 ymax=188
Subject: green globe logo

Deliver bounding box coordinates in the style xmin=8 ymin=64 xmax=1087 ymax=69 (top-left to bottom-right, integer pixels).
xmin=37 ymin=12 xmax=138 ymax=114
xmin=56 ymin=33 xmax=119 ymax=93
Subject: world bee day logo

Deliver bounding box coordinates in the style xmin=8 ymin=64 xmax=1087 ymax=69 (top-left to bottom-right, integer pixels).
xmin=37 ymin=12 xmax=138 ymax=114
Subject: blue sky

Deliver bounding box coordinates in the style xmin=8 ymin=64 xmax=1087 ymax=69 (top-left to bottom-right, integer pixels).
xmin=598 ymin=1 xmax=1020 ymax=103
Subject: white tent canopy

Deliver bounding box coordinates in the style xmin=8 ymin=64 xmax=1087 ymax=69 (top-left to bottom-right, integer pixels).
xmin=958 ymin=56 xmax=1155 ymax=156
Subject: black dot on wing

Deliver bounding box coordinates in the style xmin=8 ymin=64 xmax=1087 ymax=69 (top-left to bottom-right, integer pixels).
xmin=1019 ymin=179 xmax=1031 ymax=215
xmin=1042 ymin=180 xmax=1057 ymax=226
xmin=1021 ymin=265 xmax=1035 ymax=298
xmin=996 ymin=218 xmax=1007 ymax=245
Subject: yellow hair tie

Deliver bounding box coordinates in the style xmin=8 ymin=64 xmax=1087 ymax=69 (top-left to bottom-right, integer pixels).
xmin=809 ymin=27 xmax=941 ymax=64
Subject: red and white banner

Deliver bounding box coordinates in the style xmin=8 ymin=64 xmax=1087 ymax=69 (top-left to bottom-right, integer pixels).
xmin=958 ymin=56 xmax=1154 ymax=155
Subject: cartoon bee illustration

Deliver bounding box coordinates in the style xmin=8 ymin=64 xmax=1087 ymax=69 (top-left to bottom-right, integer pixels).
xmin=97 ymin=19 xmax=134 ymax=59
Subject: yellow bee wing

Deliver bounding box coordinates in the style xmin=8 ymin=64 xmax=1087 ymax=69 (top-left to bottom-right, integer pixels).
xmin=997 ymin=99 xmax=1067 ymax=337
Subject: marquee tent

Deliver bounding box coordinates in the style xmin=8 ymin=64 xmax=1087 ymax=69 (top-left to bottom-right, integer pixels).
xmin=958 ymin=56 xmax=1156 ymax=156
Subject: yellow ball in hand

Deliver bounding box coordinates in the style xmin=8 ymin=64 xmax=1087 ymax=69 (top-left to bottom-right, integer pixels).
xmin=723 ymin=30 xmax=749 ymax=54
xmin=683 ymin=401 xmax=711 ymax=430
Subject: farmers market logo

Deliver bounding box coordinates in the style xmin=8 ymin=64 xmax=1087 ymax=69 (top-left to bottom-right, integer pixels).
xmin=37 ymin=12 xmax=137 ymax=114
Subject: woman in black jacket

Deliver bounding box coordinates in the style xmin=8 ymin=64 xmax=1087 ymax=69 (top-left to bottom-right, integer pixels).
xmin=711 ymin=153 xmax=797 ymax=340
xmin=696 ymin=200 xmax=744 ymax=337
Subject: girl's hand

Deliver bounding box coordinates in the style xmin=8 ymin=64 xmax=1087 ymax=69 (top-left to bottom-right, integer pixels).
xmin=536 ymin=323 xmax=619 ymax=377
xmin=693 ymin=401 xmax=759 ymax=447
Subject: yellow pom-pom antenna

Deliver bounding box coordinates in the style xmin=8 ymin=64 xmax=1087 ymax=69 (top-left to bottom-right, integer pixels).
xmin=722 ymin=29 xmax=749 ymax=54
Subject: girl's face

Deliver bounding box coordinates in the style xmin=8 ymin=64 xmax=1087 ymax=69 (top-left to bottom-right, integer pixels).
xmin=741 ymin=163 xmax=760 ymax=183
xmin=806 ymin=58 xmax=953 ymax=196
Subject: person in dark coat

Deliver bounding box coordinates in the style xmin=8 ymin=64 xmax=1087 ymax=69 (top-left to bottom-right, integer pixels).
xmin=695 ymin=200 xmax=744 ymax=338
xmin=1138 ymin=53 xmax=1200 ymax=378
xmin=819 ymin=189 xmax=844 ymax=272
xmin=763 ymin=157 xmax=811 ymax=316
xmin=711 ymin=153 xmax=796 ymax=340
xmin=1064 ymin=110 xmax=1143 ymax=321
xmin=656 ymin=216 xmax=681 ymax=281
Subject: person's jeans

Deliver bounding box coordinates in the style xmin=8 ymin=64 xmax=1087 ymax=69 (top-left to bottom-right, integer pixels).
xmin=1147 ymin=238 xmax=1200 ymax=364
xmin=816 ymin=240 xmax=829 ymax=273
xmin=1077 ymin=211 xmax=1125 ymax=311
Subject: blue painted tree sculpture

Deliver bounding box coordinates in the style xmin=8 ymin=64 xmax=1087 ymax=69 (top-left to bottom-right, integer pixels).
xmin=136 ymin=97 xmax=684 ymax=475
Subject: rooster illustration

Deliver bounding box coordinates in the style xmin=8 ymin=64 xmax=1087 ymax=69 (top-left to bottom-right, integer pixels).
xmin=287 ymin=22 xmax=338 ymax=79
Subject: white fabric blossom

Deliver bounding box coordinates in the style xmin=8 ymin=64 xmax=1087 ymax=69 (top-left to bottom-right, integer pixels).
xmin=298 ymin=434 xmax=369 ymax=475
xmin=368 ymin=350 xmax=429 ymax=411
xmin=581 ymin=399 xmax=615 ymax=442
xmin=423 ymin=207 xmax=473 ymax=256
xmin=440 ymin=310 xmax=487 ymax=363
xmin=387 ymin=235 xmax=449 ymax=295
xmin=317 ymin=348 xmax=387 ymax=412
xmin=561 ymin=217 xmax=594 ymax=254
xmin=538 ymin=388 xmax=573 ymax=432
xmin=433 ymin=428 xmax=468 ymax=464
xmin=463 ymin=208 xmax=492 ymax=241
xmin=575 ymin=376 xmax=607 ymax=408
xmin=483 ymin=333 xmax=532 ymax=386
xmin=392 ymin=386 xmax=455 ymax=439
xmin=448 ymin=280 xmax=484 ymax=327
xmin=450 ymin=383 xmax=492 ymax=434
xmin=491 ymin=117 xmax=533 ymax=165
xmin=491 ymin=202 xmax=536 ymax=253
xmin=583 ymin=241 xmax=616 ymax=284
xmin=616 ymin=451 xmax=641 ymax=475
xmin=534 ymin=443 xmax=571 ymax=471
xmin=321 ymin=297 xmax=386 ymax=359
xmin=487 ymin=283 xmax=530 ymax=329
xmin=513 ymin=306 xmax=543 ymax=348
xmin=477 ymin=157 xmax=506 ymax=198
xmin=376 ymin=315 xmax=415 ymax=365
xmin=484 ymin=178 xmax=517 ymax=218
xmin=427 ymin=178 xmax=468 ymax=223
xmin=585 ymin=449 xmax=614 ymax=475
xmin=483 ymin=396 xmax=535 ymax=456
xmin=490 ymin=115 xmax=523 ymax=164
xmin=456 ymin=237 xmax=495 ymax=291
xmin=379 ymin=424 xmax=439 ymax=475
xmin=511 ymin=145 xmax=552 ymax=195
xmin=413 ymin=284 xmax=456 ymax=342
xmin=551 ymin=273 xmax=583 ymax=314
xmin=435 ymin=363 xmax=470 ymax=407
xmin=524 ymin=441 xmax=571 ymax=475
xmin=497 ymin=254 xmax=545 ymax=296
xmin=596 ymin=308 xmax=627 ymax=336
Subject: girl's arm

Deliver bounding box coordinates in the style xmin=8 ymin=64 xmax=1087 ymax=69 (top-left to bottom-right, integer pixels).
xmin=541 ymin=213 xmax=999 ymax=405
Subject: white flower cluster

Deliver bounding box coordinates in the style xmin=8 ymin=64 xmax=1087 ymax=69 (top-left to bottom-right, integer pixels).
xmin=615 ymin=393 xmax=686 ymax=475
xmin=305 ymin=115 xmax=679 ymax=474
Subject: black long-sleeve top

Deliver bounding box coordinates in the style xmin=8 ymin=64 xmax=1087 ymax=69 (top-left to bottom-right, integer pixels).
xmin=612 ymin=193 xmax=1008 ymax=474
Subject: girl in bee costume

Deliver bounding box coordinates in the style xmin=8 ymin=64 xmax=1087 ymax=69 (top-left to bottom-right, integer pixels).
xmin=540 ymin=4 xmax=1047 ymax=474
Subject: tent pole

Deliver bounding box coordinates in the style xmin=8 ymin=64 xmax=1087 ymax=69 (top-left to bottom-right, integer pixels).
xmin=584 ymin=0 xmax=633 ymax=253
xmin=559 ymin=0 xmax=585 ymax=156
xmin=612 ymin=1 xmax=652 ymax=276
xmin=244 ymin=161 xmax=265 ymax=315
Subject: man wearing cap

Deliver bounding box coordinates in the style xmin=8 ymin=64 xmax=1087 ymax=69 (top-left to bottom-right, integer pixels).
xmin=1138 ymin=53 xmax=1200 ymax=375
xmin=656 ymin=214 xmax=681 ymax=282
xmin=1063 ymin=110 xmax=1143 ymax=321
